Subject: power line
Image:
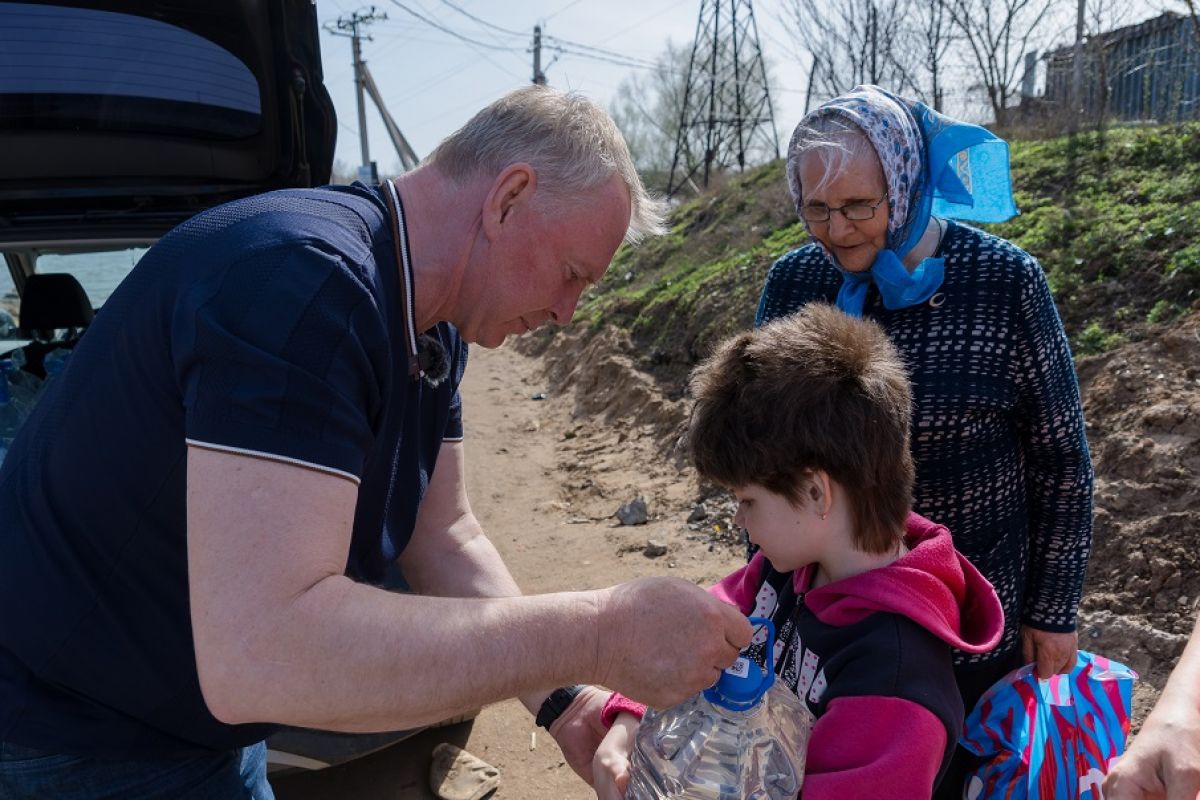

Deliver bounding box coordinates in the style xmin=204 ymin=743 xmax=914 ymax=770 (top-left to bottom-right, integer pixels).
xmin=592 ymin=0 xmax=695 ymax=46
xmin=392 ymin=1 xmax=699 ymax=86
xmin=543 ymin=33 xmax=658 ymax=68
xmin=385 ymin=0 xmax=525 ymax=52
xmin=544 ymin=0 xmax=587 ymax=23
xmin=382 ymin=0 xmax=527 ymax=82
xmin=436 ymin=0 xmax=526 ymax=38
xmin=431 ymin=1 xmax=669 ymax=73
xmin=549 ymin=45 xmax=659 ymax=71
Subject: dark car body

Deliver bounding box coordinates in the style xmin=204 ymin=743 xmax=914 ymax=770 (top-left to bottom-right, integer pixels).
xmin=0 ymin=0 xmax=428 ymax=774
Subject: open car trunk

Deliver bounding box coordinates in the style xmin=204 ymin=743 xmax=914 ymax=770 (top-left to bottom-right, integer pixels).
xmin=0 ymin=0 xmax=336 ymax=251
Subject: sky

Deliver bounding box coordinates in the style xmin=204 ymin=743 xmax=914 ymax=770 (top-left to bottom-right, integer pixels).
xmin=313 ymin=0 xmax=1167 ymax=175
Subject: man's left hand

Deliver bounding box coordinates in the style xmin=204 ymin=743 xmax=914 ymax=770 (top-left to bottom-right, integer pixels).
xmin=1020 ymin=626 xmax=1078 ymax=679
xmin=547 ymin=685 xmax=612 ymax=785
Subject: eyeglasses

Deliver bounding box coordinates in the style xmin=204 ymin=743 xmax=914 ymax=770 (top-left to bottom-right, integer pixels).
xmin=800 ymin=195 xmax=887 ymax=223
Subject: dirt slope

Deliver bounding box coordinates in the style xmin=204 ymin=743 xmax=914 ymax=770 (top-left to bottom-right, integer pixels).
xmin=521 ymin=312 xmax=1200 ymax=732
xmin=452 ymin=341 xmax=745 ymax=799
xmin=280 ymin=312 xmax=1199 ymax=798
xmin=1075 ymin=313 xmax=1200 ymax=718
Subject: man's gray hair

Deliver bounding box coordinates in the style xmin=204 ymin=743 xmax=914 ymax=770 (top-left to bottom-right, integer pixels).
xmin=426 ymin=85 xmax=666 ymax=243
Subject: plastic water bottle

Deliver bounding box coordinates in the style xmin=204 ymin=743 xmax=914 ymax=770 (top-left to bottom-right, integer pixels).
xmin=0 ymin=308 xmax=16 ymax=339
xmin=6 ymin=349 xmax=42 ymax=415
xmin=625 ymin=618 xmax=813 ymax=800
xmin=42 ymin=347 xmax=70 ymax=382
xmin=0 ymin=360 xmax=24 ymax=466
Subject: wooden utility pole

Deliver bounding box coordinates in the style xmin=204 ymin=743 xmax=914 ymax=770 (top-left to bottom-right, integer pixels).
xmin=328 ymin=7 xmax=386 ymax=180
xmin=532 ymin=25 xmax=547 ymax=85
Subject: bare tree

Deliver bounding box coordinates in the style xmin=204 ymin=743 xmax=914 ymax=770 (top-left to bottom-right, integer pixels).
xmin=944 ymin=0 xmax=1058 ymax=127
xmin=610 ymin=41 xmax=692 ymax=185
xmin=904 ymin=0 xmax=957 ymax=110
xmin=781 ymin=0 xmax=919 ymax=107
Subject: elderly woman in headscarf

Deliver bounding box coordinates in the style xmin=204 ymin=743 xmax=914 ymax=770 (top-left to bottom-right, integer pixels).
xmin=755 ymin=85 xmax=1094 ymax=799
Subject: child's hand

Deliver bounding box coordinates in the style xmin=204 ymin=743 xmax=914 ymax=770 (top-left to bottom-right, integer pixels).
xmin=547 ymin=685 xmax=612 ymax=784
xmin=592 ymin=712 xmax=639 ymax=799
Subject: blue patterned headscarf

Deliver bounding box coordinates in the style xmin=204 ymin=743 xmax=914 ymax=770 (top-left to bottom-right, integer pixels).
xmin=786 ymin=85 xmax=1019 ymax=316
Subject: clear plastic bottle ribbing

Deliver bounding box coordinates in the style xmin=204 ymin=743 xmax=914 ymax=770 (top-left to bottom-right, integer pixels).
xmin=625 ymin=617 xmax=813 ymax=800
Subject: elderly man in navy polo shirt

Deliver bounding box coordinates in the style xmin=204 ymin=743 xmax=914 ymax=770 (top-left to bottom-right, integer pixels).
xmin=0 ymin=86 xmax=752 ymax=799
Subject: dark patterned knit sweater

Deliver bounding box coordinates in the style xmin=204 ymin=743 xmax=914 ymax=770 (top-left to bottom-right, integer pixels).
xmin=756 ymin=221 xmax=1094 ymax=666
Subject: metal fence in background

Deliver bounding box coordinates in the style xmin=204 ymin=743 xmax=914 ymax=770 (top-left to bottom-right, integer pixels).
xmin=1042 ymin=12 xmax=1200 ymax=123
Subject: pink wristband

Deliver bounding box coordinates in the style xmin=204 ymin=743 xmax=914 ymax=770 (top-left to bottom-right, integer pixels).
xmin=600 ymin=692 xmax=647 ymax=728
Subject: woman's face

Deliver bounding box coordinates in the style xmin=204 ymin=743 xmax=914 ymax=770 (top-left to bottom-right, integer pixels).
xmin=797 ymin=145 xmax=890 ymax=273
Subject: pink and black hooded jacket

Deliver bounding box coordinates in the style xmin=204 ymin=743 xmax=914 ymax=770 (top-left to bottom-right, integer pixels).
xmin=603 ymin=512 xmax=1004 ymax=798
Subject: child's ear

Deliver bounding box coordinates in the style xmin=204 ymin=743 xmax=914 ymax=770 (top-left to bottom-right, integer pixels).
xmin=809 ymin=471 xmax=834 ymax=519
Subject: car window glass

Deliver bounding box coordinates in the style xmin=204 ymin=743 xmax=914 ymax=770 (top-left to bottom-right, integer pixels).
xmin=0 ymin=2 xmax=261 ymax=138
xmin=0 ymin=271 xmax=15 ymax=335
xmin=37 ymin=250 xmax=147 ymax=309
xmin=0 ymin=248 xmax=144 ymax=319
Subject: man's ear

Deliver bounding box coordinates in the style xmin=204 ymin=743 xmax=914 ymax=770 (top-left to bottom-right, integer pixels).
xmin=481 ymin=163 xmax=537 ymax=241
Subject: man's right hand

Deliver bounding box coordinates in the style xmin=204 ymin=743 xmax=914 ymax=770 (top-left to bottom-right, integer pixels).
xmin=592 ymin=577 xmax=752 ymax=709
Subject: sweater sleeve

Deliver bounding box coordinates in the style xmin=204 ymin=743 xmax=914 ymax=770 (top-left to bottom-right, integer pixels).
xmin=1011 ymin=258 xmax=1094 ymax=632
xmin=801 ymin=695 xmax=947 ymax=800
xmin=755 ymin=246 xmax=834 ymax=327
xmin=755 ymin=256 xmax=787 ymax=326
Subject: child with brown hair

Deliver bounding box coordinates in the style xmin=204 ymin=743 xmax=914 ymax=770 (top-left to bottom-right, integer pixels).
xmin=592 ymin=304 xmax=1004 ymax=799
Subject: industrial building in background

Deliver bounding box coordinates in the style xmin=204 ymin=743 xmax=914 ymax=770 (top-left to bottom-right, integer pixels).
xmin=1041 ymin=11 xmax=1200 ymax=125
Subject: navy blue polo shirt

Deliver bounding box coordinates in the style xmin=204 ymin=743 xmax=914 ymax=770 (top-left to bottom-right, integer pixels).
xmin=0 ymin=183 xmax=467 ymax=756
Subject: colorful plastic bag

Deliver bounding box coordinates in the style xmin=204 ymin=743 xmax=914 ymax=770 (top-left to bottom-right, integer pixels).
xmin=960 ymin=651 xmax=1137 ymax=799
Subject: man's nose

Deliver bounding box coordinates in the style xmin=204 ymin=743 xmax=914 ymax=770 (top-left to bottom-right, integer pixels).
xmin=548 ymin=286 xmax=584 ymax=325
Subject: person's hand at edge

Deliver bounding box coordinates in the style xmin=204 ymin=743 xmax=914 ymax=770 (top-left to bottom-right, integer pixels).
xmin=1020 ymin=625 xmax=1077 ymax=680
xmin=1104 ymin=613 xmax=1200 ymax=800
xmin=1103 ymin=702 xmax=1200 ymax=800
xmin=547 ymin=686 xmax=612 ymax=785
xmin=593 ymin=712 xmax=639 ymax=800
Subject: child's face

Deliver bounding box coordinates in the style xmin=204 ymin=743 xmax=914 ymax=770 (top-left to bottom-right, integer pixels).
xmin=731 ymin=483 xmax=826 ymax=572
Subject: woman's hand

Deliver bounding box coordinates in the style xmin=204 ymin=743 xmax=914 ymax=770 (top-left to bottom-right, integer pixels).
xmin=1020 ymin=626 xmax=1077 ymax=679
xmin=592 ymin=712 xmax=640 ymax=799
xmin=547 ymin=686 xmax=613 ymax=785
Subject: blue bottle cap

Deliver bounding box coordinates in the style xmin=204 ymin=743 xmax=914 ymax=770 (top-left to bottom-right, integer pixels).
xmin=703 ymin=617 xmax=776 ymax=711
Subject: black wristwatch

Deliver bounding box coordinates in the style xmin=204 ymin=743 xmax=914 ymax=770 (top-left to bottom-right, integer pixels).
xmin=535 ymin=684 xmax=585 ymax=730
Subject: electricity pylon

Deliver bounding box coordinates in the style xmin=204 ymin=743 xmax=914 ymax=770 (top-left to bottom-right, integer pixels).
xmin=667 ymin=0 xmax=780 ymax=196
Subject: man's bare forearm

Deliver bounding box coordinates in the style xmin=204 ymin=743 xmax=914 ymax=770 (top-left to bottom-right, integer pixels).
xmin=399 ymin=516 xmax=561 ymax=715
xmin=196 ymin=573 xmax=600 ymax=732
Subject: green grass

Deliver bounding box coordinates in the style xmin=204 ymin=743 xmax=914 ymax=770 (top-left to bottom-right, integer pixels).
xmin=572 ymin=122 xmax=1200 ymax=366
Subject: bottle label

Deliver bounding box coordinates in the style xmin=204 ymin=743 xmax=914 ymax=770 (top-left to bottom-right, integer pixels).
xmin=725 ymin=657 xmax=750 ymax=679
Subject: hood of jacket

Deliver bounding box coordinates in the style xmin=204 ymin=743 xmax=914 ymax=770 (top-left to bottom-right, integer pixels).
xmin=795 ymin=512 xmax=1003 ymax=654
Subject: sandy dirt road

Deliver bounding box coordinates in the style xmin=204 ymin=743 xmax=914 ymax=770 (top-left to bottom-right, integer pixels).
xmin=274 ymin=341 xmax=743 ymax=800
